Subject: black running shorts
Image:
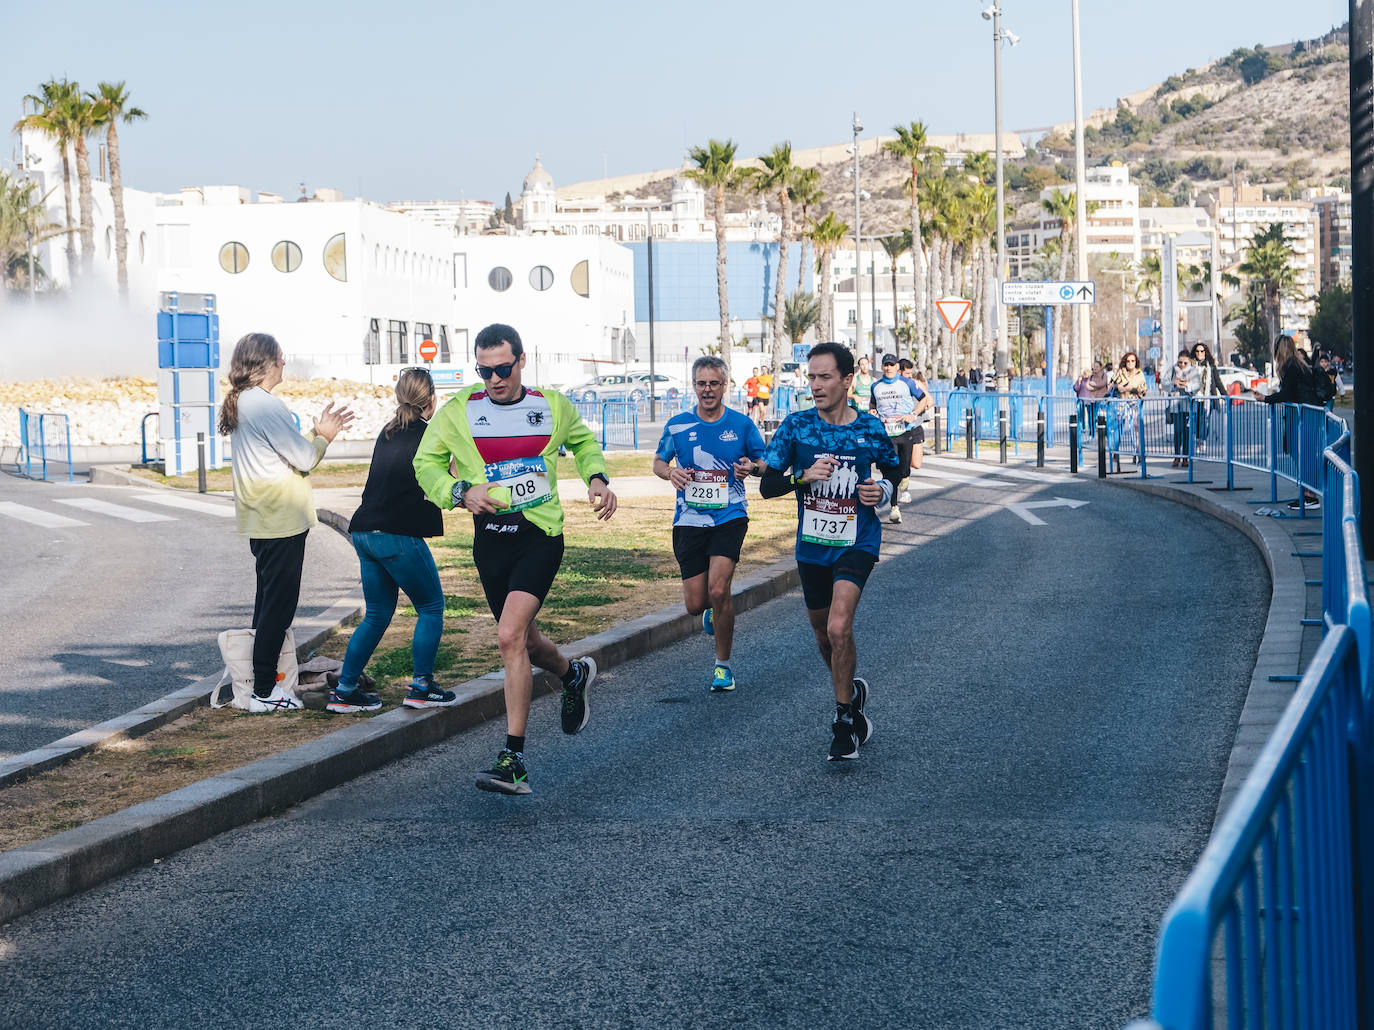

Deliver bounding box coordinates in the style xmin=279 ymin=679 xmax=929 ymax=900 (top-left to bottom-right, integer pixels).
xmin=473 ymin=521 xmax=565 ymax=619
xmin=672 ymin=517 xmax=749 ymax=580
xmin=912 ymin=424 xmax=926 ymax=445
xmin=797 ymin=550 xmax=878 ymax=611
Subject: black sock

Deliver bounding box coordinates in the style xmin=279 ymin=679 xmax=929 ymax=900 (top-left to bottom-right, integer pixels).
xmin=560 ymin=660 xmax=582 ymax=687
xmin=505 ymin=734 xmax=525 ymax=754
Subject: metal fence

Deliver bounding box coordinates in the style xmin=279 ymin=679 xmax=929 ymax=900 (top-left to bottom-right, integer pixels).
xmin=1126 ymin=417 xmax=1374 ymax=1030
xmin=18 ymin=408 xmax=75 ymax=483
xmin=572 ymin=399 xmax=640 ymax=450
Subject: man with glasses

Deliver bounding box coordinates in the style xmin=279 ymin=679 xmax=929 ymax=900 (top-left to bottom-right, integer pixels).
xmin=652 ymin=355 xmax=766 ymax=693
xmin=414 ymin=323 xmax=617 ymax=795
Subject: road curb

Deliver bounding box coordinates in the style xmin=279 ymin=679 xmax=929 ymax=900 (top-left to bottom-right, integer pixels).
xmin=0 ymin=556 xmax=800 ymax=926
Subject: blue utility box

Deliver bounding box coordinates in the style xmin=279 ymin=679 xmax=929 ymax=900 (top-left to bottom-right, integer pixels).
xmin=157 ymin=292 xmax=219 ymax=368
xmin=156 ymin=292 xmax=222 ymax=476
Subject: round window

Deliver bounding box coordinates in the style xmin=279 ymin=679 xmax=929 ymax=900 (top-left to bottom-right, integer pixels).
xmin=488 ymin=266 xmax=513 ymax=292
xmin=529 ymin=265 xmax=554 ymax=291
xmin=271 ymin=241 xmax=302 ymax=273
xmin=219 ymin=242 xmax=249 ymax=274
xmin=570 ymin=260 xmax=590 ymax=297
xmin=323 ymin=233 xmax=347 ymax=282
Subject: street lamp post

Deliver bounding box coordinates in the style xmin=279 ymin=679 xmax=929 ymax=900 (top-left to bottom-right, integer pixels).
xmin=623 ymin=200 xmax=660 ymax=421
xmin=853 ymin=112 xmax=865 ymax=362
xmin=1070 ymin=0 xmax=1092 ymax=367
xmin=983 ymin=3 xmax=1018 ymax=388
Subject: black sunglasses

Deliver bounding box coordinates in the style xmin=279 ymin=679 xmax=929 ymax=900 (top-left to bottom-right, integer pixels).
xmin=475 ymin=362 xmax=517 ymax=380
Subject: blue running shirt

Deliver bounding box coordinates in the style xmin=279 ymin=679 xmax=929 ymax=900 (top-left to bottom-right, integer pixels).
xmin=763 ymin=408 xmax=900 ymax=565
xmin=869 ymin=375 xmax=926 ymax=437
xmin=655 ymin=407 xmax=766 ymax=528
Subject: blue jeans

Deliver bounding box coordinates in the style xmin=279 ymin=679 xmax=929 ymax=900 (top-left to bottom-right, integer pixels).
xmin=339 ymin=531 xmax=444 ymax=690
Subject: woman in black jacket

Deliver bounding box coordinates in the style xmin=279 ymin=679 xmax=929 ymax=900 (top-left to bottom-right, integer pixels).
xmin=1263 ymin=335 xmax=1321 ymax=509
xmin=328 ymin=368 xmax=456 ymax=712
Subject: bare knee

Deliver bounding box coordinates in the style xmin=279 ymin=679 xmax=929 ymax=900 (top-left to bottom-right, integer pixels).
xmin=498 ymin=622 xmax=529 ymax=657
xmin=826 ymin=617 xmax=853 ymax=647
xmin=707 ymin=579 xmax=731 ymax=608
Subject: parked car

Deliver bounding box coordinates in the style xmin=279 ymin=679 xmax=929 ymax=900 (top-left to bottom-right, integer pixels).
xmin=572 ymin=372 xmax=685 ymax=404
xmin=1214 ymin=365 xmax=1269 ymax=397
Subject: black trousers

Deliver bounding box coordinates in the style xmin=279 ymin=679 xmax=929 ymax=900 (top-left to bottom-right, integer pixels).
xmin=249 ymin=531 xmax=308 ymax=693
xmin=884 ymin=430 xmax=916 ymax=499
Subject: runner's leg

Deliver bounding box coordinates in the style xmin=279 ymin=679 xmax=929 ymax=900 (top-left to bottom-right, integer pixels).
xmin=495 ymin=590 xmax=547 ymax=737
xmin=680 ymin=573 xmax=708 ymax=617
xmin=706 ymin=554 xmax=737 ymax=663
xmin=823 ymin=579 xmax=863 ymax=705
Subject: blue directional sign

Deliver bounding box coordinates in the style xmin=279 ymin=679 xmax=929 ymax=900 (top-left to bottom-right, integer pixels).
xmin=1000 ymin=281 xmax=1096 ymax=305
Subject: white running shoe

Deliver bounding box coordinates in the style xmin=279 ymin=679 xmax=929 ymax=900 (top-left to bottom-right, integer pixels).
xmin=247 ymin=684 xmax=302 ymax=714
xmin=888 ymin=506 xmax=902 ymax=524
xmin=898 ymin=491 xmax=911 ymax=504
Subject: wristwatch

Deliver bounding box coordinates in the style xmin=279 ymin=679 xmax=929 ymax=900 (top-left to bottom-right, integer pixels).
xmin=590 ymin=473 xmax=610 ymax=487
xmin=451 ymin=480 xmax=472 ymax=508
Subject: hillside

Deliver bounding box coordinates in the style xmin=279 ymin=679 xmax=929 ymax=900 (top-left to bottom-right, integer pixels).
xmin=554 ymin=25 xmax=1353 ymax=236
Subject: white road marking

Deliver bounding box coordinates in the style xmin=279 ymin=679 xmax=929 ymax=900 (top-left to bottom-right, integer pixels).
xmin=922 ymin=455 xmax=1066 ymax=483
xmin=0 ymin=502 xmax=89 ymax=529
xmin=1005 ymin=497 xmax=1090 ymax=526
xmin=131 ymin=492 xmax=236 ymax=518
xmin=55 ymin=498 xmax=178 ymax=523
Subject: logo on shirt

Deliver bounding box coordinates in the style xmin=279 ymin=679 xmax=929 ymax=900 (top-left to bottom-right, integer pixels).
xmin=720 ymin=430 xmax=738 ymax=442
xmin=688 ymin=432 xmax=698 ymax=441
xmin=526 ymin=411 xmax=545 ymax=426
xmin=475 ymin=415 xmax=490 ymax=426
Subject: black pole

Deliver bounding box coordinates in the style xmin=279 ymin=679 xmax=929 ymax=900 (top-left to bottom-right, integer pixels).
xmin=1069 ymin=413 xmax=1079 ymax=474
xmin=196 ymin=432 xmax=207 ymax=493
xmin=998 ymin=408 xmax=1008 ymax=464
xmin=933 ymin=407 xmax=942 ymax=454
xmin=1096 ymin=412 xmax=1107 ymax=479
xmin=1352 ymin=2 xmax=1374 ymax=551
xmin=1036 ymin=409 xmax=1045 ymax=468
xmin=965 ymin=410 xmax=974 ymax=460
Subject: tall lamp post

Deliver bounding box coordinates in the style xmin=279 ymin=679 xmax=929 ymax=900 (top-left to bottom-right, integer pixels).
xmin=1070 ymin=0 xmax=1092 ymax=368
xmin=623 ymin=200 xmax=660 ymax=421
xmin=852 ymin=112 xmax=866 ymax=361
xmin=981 ymin=3 xmax=1019 ymax=388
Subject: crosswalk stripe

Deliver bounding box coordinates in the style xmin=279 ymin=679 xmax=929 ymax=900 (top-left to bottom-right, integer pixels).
xmin=923 ymin=455 xmax=1065 ymax=484
xmin=55 ymin=498 xmax=178 ymax=523
xmin=0 ymin=502 xmax=89 ymax=529
xmin=915 ymin=468 xmax=1019 ymax=487
xmin=131 ymin=492 xmax=236 ymax=518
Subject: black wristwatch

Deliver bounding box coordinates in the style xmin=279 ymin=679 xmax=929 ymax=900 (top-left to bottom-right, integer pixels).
xmin=590 ymin=473 xmax=610 ymax=487
xmin=451 ymin=480 xmax=472 ymax=508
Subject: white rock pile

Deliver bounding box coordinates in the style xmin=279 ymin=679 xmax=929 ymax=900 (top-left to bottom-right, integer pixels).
xmin=0 ymin=377 xmax=398 ymax=448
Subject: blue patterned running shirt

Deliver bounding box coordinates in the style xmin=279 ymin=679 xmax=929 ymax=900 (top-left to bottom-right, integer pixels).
xmin=763 ymin=407 xmax=900 ymax=565
xmin=655 ymin=407 xmax=767 ymax=528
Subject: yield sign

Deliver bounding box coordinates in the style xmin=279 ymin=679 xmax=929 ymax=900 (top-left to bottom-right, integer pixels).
xmin=936 ymin=297 xmax=971 ymax=332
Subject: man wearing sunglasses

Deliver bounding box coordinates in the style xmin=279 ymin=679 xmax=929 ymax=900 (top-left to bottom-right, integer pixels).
xmin=414 ymin=323 xmax=617 ymax=795
xmin=652 ymin=355 xmax=766 ymax=693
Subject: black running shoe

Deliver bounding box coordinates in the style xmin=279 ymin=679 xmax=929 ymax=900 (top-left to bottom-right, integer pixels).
xmin=851 ymin=677 xmax=873 ymax=746
xmin=829 ymin=706 xmax=859 ymax=761
xmin=326 ymin=686 xmax=383 ymax=714
xmin=404 ymin=677 xmax=458 ymax=709
xmin=475 ymin=749 xmax=531 ymax=795
xmin=560 ymin=656 xmax=596 ymax=735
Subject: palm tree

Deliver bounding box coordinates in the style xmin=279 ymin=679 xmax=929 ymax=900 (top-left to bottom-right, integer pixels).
xmin=1041 ymin=189 xmax=1078 ymax=375
xmin=783 ymin=290 xmax=821 ymax=346
xmin=1238 ymin=223 xmax=1302 ymax=359
xmin=0 ymin=171 xmax=61 ymax=290
xmin=91 ymin=82 xmax=147 ymax=295
xmin=805 ymin=212 xmax=849 ymax=341
xmin=884 ymin=122 xmax=942 ymax=371
xmin=879 ymin=230 xmax=912 ymax=344
xmin=963 ymin=182 xmax=997 ymax=368
xmin=921 ymin=175 xmax=961 ymax=375
xmin=15 ymin=79 xmax=81 ymax=278
xmin=963 ymin=151 xmax=995 ymax=185
xmin=685 ymin=139 xmax=748 ymax=385
xmin=789 ymin=167 xmax=823 ymax=293
xmin=749 ymin=142 xmax=797 ymax=376
xmin=67 ymin=91 xmax=102 ymax=275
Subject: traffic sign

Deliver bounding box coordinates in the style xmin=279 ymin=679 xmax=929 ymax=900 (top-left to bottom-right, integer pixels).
xmin=418 ymin=338 xmax=438 ymax=362
xmin=936 ymin=297 xmax=972 ymax=332
xmin=999 ymin=281 xmax=1095 ymax=306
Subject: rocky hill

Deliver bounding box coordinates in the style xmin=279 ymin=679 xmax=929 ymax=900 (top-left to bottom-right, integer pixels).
xmin=559 ymin=24 xmax=1353 ymax=235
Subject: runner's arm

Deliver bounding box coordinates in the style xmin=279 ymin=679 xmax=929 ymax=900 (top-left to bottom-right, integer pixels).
xmin=759 ymin=465 xmax=805 ymax=499
xmin=558 ymin=393 xmax=609 ymax=486
xmin=414 ymin=410 xmax=475 ymax=509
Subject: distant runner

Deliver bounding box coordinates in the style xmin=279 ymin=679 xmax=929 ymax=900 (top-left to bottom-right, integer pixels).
xmin=869 ymin=353 xmax=927 ymax=524
xmin=414 ymin=323 xmax=617 ymax=796
xmin=653 ymin=356 xmax=766 ymax=693
xmin=759 ymin=342 xmax=899 ymax=761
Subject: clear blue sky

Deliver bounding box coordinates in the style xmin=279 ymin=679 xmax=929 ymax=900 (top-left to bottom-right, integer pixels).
xmin=3 ymin=0 xmax=1351 ymax=205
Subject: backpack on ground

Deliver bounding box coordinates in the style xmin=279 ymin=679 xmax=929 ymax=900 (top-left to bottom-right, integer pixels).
xmin=210 ymin=628 xmax=299 ymax=710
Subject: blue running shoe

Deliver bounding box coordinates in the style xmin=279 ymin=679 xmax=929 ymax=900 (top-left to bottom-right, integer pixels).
xmin=703 ymin=608 xmax=715 ymax=637
xmin=710 ymin=665 xmax=735 ymax=693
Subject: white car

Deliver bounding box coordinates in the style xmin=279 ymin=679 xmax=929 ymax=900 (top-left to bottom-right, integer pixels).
xmin=1214 ymin=365 xmax=1269 ymax=397
xmin=571 ymin=372 xmax=685 ymax=404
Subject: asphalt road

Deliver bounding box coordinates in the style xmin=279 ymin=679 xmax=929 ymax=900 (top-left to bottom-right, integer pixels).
xmin=0 ymin=475 xmax=358 ymax=758
xmin=0 ymin=467 xmax=1269 ymax=1028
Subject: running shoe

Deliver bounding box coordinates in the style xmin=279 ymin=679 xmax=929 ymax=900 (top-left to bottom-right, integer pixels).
xmin=710 ymin=665 xmax=736 ymax=693
xmin=851 ymin=677 xmax=873 ymax=746
xmin=247 ymin=685 xmax=302 ymax=714
xmin=326 ymin=686 xmax=383 ymax=713
xmin=404 ymin=677 xmax=458 ymax=709
xmin=560 ymin=656 xmax=596 ymax=734
xmin=475 ymin=749 xmax=531 ymax=795
xmin=703 ymin=608 xmax=715 ymax=637
xmin=899 ymin=490 xmax=911 ymax=505
xmin=1287 ymin=495 xmax=1321 ymax=511
xmin=888 ymin=506 xmax=902 ymax=524
xmin=829 ymin=706 xmax=859 ymax=761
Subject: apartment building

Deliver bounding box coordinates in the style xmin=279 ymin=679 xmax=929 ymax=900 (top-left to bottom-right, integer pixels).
xmin=1040 ymin=165 xmax=1141 ymax=262
xmin=1203 ymin=184 xmax=1318 ymax=324
xmin=1307 ymin=187 xmax=1353 ymax=290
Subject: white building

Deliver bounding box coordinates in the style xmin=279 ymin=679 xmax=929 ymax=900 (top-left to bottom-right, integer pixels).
xmin=387 ymin=198 xmax=495 ymax=237
xmin=1040 ymin=165 xmax=1141 ymax=262
xmin=1203 ymin=184 xmax=1318 ymax=327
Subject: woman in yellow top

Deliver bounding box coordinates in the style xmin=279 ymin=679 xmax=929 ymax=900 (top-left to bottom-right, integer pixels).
xmin=218 ymin=333 xmax=354 ymax=713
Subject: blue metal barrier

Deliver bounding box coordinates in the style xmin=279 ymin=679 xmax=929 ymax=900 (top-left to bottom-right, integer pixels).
xmin=18 ymin=408 xmax=75 ymax=483
xmin=139 ymin=412 xmax=159 ymax=466
xmin=597 ymin=400 xmax=639 ymax=450
xmin=1128 ymin=420 xmax=1373 ymax=1030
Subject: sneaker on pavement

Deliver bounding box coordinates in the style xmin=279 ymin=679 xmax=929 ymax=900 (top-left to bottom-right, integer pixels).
xmin=829 ymin=706 xmax=859 ymax=761
xmin=247 ymin=685 xmax=302 ymax=714
xmin=404 ymin=678 xmax=458 ymax=709
xmin=1288 ymin=495 xmax=1320 ymax=510
xmin=899 ymin=490 xmax=911 ymax=504
xmin=851 ymin=677 xmax=873 ymax=746
xmin=703 ymin=608 xmax=715 ymax=637
xmin=560 ymin=656 xmax=596 ymax=734
xmin=475 ymin=748 xmax=531 ymax=795
xmin=888 ymin=506 xmax=902 ymax=524
xmin=327 ymin=686 xmax=383 ymax=713
xmin=710 ymin=665 xmax=736 ymax=693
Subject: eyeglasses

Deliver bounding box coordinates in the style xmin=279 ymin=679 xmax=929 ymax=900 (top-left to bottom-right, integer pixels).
xmin=399 ymin=366 xmax=433 ymax=378
xmin=694 ymin=380 xmax=725 ymax=389
xmin=475 ymin=362 xmax=517 ymax=380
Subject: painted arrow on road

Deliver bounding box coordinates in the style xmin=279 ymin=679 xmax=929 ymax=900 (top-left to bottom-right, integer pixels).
xmin=1005 ymin=497 xmax=1089 ymax=526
